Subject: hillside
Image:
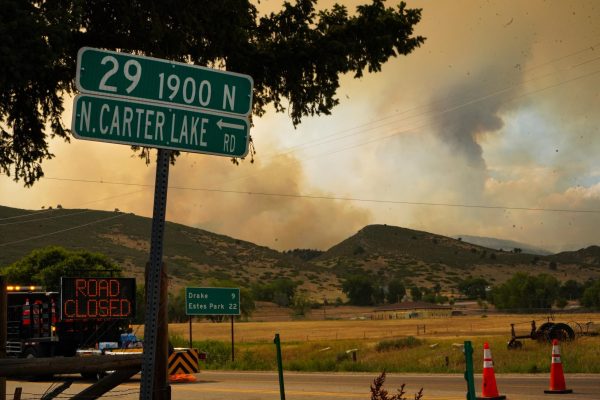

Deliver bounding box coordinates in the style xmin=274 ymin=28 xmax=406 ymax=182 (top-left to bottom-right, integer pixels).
xmin=0 ymin=205 xmax=332 ymax=294
xmin=313 ymin=224 xmax=600 ymax=290
xmin=1 ymin=207 xmax=599 ymax=300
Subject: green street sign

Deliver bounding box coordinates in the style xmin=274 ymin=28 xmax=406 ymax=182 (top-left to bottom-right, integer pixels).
xmin=186 ymin=287 xmax=240 ymax=316
xmin=72 ymin=94 xmax=249 ymax=157
xmin=77 ymin=47 xmax=253 ymax=116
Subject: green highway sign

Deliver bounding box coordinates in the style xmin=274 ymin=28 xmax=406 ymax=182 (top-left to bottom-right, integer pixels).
xmin=72 ymin=94 xmax=249 ymax=157
xmin=186 ymin=287 xmax=240 ymax=316
xmin=77 ymin=47 xmax=253 ymax=116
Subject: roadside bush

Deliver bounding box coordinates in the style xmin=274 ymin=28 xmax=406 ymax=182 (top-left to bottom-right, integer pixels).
xmin=193 ymin=339 xmax=232 ymax=368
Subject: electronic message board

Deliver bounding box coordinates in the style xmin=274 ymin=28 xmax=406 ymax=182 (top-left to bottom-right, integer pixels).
xmin=60 ymin=277 xmax=136 ymax=320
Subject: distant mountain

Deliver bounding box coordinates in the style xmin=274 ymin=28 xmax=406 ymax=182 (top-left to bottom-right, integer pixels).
xmin=1 ymin=207 xmax=598 ymax=300
xmin=455 ymin=235 xmax=553 ymax=256
xmin=548 ymin=245 xmax=600 ymax=266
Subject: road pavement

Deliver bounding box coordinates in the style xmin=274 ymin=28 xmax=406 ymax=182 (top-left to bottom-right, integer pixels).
xmin=6 ymin=371 xmax=599 ymax=399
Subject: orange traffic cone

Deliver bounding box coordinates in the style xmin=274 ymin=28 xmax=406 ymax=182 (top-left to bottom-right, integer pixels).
xmin=476 ymin=342 xmax=506 ymax=400
xmin=544 ymin=339 xmax=572 ymax=394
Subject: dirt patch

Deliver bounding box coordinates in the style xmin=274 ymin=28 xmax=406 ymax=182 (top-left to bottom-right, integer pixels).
xmin=99 ymin=233 xmax=149 ymax=252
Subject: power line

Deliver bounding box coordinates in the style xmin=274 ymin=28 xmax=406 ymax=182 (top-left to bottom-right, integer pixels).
xmin=0 ymin=213 xmax=128 ymax=247
xmin=0 ymin=208 xmax=56 ymax=221
xmin=0 ymin=190 xmax=147 ymax=227
xmin=18 ymin=43 xmax=600 ymax=225
xmin=0 ymin=209 xmax=96 ymax=226
xmin=219 ymin=47 xmax=600 ymax=186
xmin=41 ymin=177 xmax=600 ymax=214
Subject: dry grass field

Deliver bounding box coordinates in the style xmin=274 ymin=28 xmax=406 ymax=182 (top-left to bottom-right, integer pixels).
xmin=163 ymin=312 xmax=600 ymax=343
xmin=155 ymin=312 xmax=600 ymax=373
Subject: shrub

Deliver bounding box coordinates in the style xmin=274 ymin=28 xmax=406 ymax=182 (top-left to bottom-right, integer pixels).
xmin=370 ymin=371 xmax=423 ymax=400
xmin=375 ymin=336 xmax=423 ymax=352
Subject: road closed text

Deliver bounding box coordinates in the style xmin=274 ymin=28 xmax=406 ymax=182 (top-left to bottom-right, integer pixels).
xmin=61 ymin=277 xmax=136 ymax=320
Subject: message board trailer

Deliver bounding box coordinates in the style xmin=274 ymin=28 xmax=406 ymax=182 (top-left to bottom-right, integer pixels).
xmin=60 ymin=277 xmax=136 ymax=320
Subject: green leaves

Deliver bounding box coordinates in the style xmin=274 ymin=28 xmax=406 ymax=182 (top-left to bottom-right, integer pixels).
xmin=0 ymin=246 xmax=121 ymax=290
xmin=490 ymin=272 xmax=560 ymax=311
xmin=1 ymin=0 xmax=425 ymax=185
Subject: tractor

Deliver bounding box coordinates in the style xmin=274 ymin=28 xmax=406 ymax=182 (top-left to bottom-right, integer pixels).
xmin=507 ymin=319 xmax=576 ymax=349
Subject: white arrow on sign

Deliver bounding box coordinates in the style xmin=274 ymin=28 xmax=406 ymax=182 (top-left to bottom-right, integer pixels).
xmin=217 ymin=119 xmax=245 ymax=130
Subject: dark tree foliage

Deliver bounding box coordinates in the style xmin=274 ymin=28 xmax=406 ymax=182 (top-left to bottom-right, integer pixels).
xmin=457 ymin=277 xmax=488 ymax=299
xmin=342 ymin=274 xmax=375 ymax=305
xmin=559 ymin=279 xmax=583 ymax=301
xmin=252 ymin=278 xmax=298 ymax=306
xmin=490 ymin=272 xmax=560 ymax=311
xmin=386 ymin=279 xmax=406 ymax=303
xmin=409 ymin=286 xmax=422 ymax=301
xmin=0 ymin=0 xmax=425 ymax=186
xmin=283 ymin=248 xmax=324 ymax=261
xmin=0 ymin=246 xmax=121 ymax=290
xmin=581 ymin=279 xmax=600 ymax=309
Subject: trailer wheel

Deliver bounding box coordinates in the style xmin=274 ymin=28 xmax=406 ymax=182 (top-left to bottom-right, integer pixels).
xmin=507 ymin=340 xmax=522 ymax=350
xmin=23 ymin=347 xmax=38 ymax=359
xmin=537 ymin=322 xmax=555 ymax=341
xmin=548 ymin=323 xmax=576 ymax=342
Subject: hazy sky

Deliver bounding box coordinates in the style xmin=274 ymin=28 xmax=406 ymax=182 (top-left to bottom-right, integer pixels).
xmin=2 ymin=0 xmax=600 ymax=253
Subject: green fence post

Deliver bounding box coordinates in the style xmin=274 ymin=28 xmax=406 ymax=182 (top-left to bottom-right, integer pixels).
xmin=464 ymin=340 xmax=476 ymax=400
xmin=274 ymin=333 xmax=286 ymax=400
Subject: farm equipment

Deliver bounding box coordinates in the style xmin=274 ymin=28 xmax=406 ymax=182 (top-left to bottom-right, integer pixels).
xmin=506 ymin=318 xmax=598 ymax=349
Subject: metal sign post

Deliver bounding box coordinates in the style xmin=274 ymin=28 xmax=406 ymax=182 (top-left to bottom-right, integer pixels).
xmin=274 ymin=333 xmax=286 ymax=400
xmin=186 ymin=287 xmax=240 ymax=363
xmin=188 ymin=316 xmax=193 ymax=349
xmin=464 ymin=340 xmax=476 ymax=400
xmin=72 ymin=47 xmax=253 ymax=399
xmin=140 ymin=148 xmax=171 ymax=400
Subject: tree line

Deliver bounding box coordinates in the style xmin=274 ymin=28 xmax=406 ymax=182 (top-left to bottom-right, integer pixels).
xmin=340 ymin=272 xmax=600 ymax=311
xmin=2 ymin=247 xmax=600 ymax=320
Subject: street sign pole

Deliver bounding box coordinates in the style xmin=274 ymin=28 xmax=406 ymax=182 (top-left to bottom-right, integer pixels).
xmin=141 ymin=148 xmax=171 ymax=400
xmin=72 ymin=48 xmax=253 ymax=399
xmin=231 ymin=316 xmax=235 ymax=362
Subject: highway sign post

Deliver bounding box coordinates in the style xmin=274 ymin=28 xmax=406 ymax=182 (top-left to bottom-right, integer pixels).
xmin=186 ymin=287 xmax=240 ymax=362
xmin=185 ymin=287 xmax=240 ymax=316
xmin=72 ymin=47 xmax=253 ymax=400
